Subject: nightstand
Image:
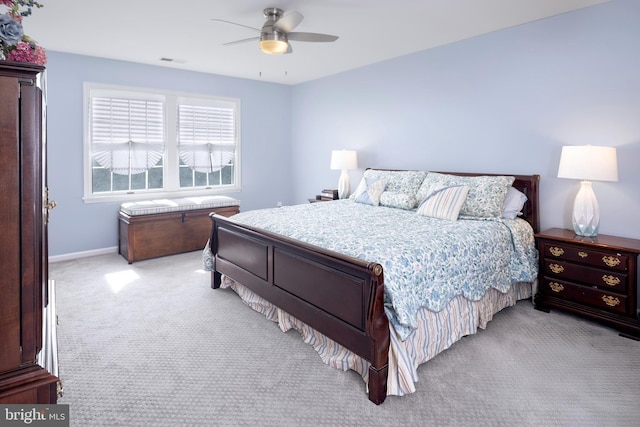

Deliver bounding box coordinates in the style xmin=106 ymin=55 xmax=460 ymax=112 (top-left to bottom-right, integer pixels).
xmin=534 ymin=228 xmax=640 ymax=340
xmin=308 ymin=197 xmax=335 ymax=203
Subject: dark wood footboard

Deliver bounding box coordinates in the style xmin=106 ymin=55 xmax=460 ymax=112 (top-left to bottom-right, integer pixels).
xmin=209 ymin=214 xmax=390 ymax=404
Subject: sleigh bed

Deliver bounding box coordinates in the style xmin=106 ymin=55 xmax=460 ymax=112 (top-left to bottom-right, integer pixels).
xmin=206 ymin=170 xmax=540 ymax=404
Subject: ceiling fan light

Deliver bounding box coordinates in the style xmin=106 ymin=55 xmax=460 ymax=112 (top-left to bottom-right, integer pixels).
xmin=260 ymin=39 xmax=288 ymax=55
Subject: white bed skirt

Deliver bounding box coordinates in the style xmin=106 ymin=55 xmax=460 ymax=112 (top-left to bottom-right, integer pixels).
xmin=220 ymin=276 xmax=532 ymax=397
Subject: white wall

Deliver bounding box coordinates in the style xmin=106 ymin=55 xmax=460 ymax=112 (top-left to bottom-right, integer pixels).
xmin=291 ymin=0 xmax=640 ymax=239
xmin=46 ymin=0 xmax=640 ymax=257
xmin=46 ymin=53 xmax=292 ymax=256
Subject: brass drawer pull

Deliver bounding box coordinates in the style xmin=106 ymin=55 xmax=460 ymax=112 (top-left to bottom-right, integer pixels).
xmin=549 ymin=282 xmax=564 ymax=293
xmin=578 ymin=251 xmax=588 ymax=258
xmin=601 ymin=275 xmax=621 ymax=287
xmin=601 ymin=295 xmax=621 ymax=307
xmin=549 ymin=264 xmax=564 ymax=274
xmin=602 ymin=256 xmax=621 ymax=268
xmin=549 ymin=247 xmax=564 ymax=257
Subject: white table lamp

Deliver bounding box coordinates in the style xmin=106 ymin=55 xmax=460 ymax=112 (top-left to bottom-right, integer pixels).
xmin=557 ymin=145 xmax=618 ymax=237
xmin=330 ymin=150 xmax=358 ymax=199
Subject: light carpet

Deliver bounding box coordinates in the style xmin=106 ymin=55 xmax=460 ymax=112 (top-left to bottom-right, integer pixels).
xmin=51 ymin=251 xmax=640 ymax=426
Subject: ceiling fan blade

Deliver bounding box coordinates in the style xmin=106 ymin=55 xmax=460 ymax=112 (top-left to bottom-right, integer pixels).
xmin=211 ymin=19 xmax=260 ymax=32
xmin=287 ymin=32 xmax=339 ymax=42
xmin=223 ymin=37 xmax=259 ymax=46
xmin=274 ymin=11 xmax=303 ymax=33
xmin=285 ymin=43 xmax=293 ymax=54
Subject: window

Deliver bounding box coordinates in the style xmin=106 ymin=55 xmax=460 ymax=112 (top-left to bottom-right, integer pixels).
xmin=177 ymin=100 xmax=236 ymax=190
xmin=84 ymin=83 xmax=240 ymax=203
xmin=89 ymin=95 xmax=165 ymax=194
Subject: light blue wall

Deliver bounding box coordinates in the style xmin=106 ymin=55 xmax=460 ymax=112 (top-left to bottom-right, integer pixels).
xmin=291 ymin=0 xmax=640 ymax=240
xmin=46 ymin=53 xmax=292 ymax=256
xmin=47 ymin=0 xmax=640 ymax=257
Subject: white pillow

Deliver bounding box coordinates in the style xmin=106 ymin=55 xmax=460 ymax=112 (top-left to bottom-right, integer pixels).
xmin=502 ymin=187 xmax=528 ymax=219
xmin=353 ymin=178 xmax=387 ymax=206
xmin=417 ymin=185 xmax=469 ymax=221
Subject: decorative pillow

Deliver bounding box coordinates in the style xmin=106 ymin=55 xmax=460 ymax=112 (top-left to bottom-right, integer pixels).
xmin=379 ymin=191 xmax=417 ymax=211
xmin=352 ymin=178 xmax=387 ymax=206
xmin=417 ymin=185 xmax=469 ymax=221
xmin=350 ymin=169 xmax=427 ymax=209
xmin=416 ymin=173 xmax=515 ymax=218
xmin=502 ymin=186 xmax=528 ymax=219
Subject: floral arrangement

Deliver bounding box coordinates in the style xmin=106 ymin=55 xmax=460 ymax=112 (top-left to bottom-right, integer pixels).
xmin=0 ymin=0 xmax=46 ymax=65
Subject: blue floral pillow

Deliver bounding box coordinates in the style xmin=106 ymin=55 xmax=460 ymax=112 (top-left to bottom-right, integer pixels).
xmin=351 ymin=170 xmax=426 ymax=209
xmin=416 ymin=173 xmax=515 ymax=218
xmin=379 ymin=191 xmax=417 ymax=210
xmin=353 ymin=178 xmax=387 ymax=206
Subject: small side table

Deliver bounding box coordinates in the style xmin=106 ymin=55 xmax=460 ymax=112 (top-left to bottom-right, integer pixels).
xmin=534 ymin=228 xmax=640 ymax=340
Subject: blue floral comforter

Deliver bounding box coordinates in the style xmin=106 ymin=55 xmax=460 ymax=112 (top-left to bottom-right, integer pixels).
xmin=222 ymin=199 xmax=538 ymax=340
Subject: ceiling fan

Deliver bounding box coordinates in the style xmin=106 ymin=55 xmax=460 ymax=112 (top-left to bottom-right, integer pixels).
xmin=212 ymin=8 xmax=339 ymax=55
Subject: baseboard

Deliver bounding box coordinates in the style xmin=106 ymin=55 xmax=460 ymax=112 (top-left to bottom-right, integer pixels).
xmin=49 ymin=246 xmax=119 ymax=263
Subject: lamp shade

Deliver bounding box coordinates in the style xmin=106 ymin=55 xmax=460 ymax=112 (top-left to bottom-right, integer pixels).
xmin=330 ymin=150 xmax=358 ymax=171
xmin=557 ymin=145 xmax=618 ymax=237
xmin=557 ymin=145 xmax=618 ymax=182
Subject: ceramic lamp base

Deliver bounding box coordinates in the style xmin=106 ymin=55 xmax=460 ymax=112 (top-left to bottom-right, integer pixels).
xmin=338 ymin=169 xmax=350 ymax=199
xmin=572 ymin=180 xmax=600 ymax=237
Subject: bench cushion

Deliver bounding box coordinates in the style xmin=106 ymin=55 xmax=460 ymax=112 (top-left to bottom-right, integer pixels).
xmin=120 ymin=196 xmax=240 ymax=216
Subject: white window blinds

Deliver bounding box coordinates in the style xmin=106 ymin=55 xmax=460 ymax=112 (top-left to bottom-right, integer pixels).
xmin=177 ymin=103 xmax=236 ymax=174
xmin=90 ymin=97 xmax=165 ymax=175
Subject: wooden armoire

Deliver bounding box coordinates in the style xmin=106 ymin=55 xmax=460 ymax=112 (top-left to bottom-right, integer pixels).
xmin=0 ymin=62 xmax=59 ymax=403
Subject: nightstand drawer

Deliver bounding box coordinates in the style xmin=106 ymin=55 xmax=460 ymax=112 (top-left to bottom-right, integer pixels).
xmin=542 ymin=260 xmax=627 ymax=292
xmin=541 ymin=242 xmax=629 ymax=271
xmin=541 ymin=278 xmax=628 ymax=315
xmin=535 ymin=228 xmax=640 ymax=339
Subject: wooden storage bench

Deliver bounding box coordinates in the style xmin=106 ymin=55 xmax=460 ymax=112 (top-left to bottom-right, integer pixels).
xmin=118 ymin=196 xmax=240 ymax=263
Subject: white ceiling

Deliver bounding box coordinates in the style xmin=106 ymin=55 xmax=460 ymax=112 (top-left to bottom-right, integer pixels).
xmin=23 ymin=0 xmax=608 ymax=85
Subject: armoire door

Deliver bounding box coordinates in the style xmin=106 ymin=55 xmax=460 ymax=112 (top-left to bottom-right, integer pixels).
xmin=0 ymin=71 xmax=23 ymax=375
xmin=0 ymin=62 xmax=58 ymax=404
